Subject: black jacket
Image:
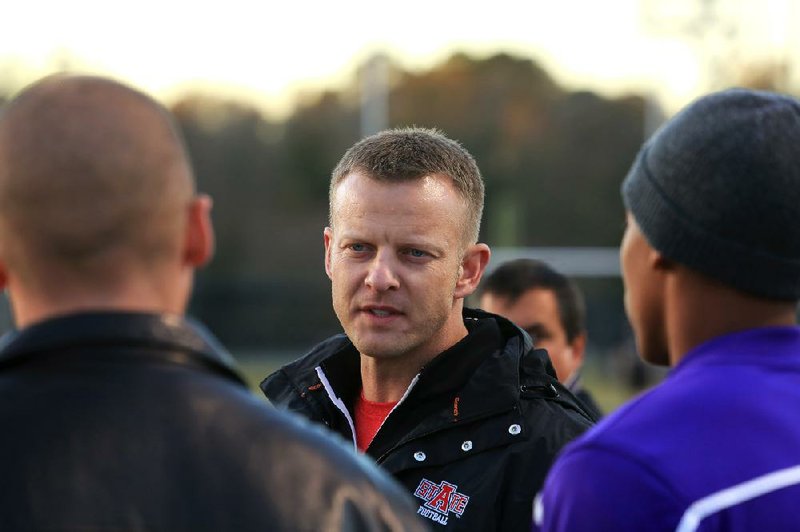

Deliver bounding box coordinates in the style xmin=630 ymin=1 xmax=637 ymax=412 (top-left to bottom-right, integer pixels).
xmin=571 ymin=381 xmax=604 ymax=420
xmin=0 ymin=312 xmax=426 ymax=532
xmin=262 ymin=308 xmax=595 ymax=531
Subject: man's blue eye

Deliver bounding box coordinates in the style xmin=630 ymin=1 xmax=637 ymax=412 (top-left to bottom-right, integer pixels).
xmin=350 ymin=244 xmax=365 ymax=252
xmin=409 ymin=249 xmax=426 ymax=257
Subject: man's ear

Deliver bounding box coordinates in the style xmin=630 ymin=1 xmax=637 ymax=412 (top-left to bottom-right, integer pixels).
xmin=323 ymin=227 xmax=333 ymax=280
xmin=184 ymin=194 xmax=214 ymax=268
xmin=0 ymin=259 xmax=8 ymax=292
xmin=651 ymin=249 xmax=675 ymax=272
xmin=454 ymin=243 xmax=491 ymax=299
xmin=569 ymin=332 xmax=587 ymax=364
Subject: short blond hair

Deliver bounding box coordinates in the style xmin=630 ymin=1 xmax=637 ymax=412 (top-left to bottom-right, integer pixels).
xmin=330 ymin=127 xmax=484 ymax=244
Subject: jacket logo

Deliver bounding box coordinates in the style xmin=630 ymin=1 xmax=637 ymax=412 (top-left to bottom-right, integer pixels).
xmin=414 ymin=478 xmax=470 ymax=526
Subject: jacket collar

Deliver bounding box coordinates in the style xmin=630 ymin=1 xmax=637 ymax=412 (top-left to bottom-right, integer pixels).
xmin=0 ymin=311 xmax=245 ymax=386
xmin=262 ymin=307 xmax=575 ymax=457
xmin=410 ymin=312 xmax=513 ymax=410
xmin=307 ymin=308 xmax=534 ymax=420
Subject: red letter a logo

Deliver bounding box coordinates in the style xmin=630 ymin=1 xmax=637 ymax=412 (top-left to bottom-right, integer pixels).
xmin=426 ymin=482 xmax=456 ymax=513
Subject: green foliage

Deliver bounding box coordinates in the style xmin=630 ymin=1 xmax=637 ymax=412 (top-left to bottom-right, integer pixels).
xmin=282 ymin=91 xmax=360 ymax=205
xmin=389 ymin=54 xmax=644 ymax=247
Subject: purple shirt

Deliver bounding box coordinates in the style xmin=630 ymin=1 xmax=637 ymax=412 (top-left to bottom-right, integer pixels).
xmin=534 ymin=326 xmax=800 ymax=532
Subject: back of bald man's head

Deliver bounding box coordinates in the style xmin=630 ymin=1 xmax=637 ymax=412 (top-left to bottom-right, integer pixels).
xmin=0 ymin=75 xmax=195 ymax=286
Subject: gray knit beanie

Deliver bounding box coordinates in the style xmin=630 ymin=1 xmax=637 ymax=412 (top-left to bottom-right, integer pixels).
xmin=622 ymin=88 xmax=800 ymax=301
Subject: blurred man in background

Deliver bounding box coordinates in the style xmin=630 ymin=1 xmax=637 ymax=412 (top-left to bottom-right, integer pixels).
xmin=262 ymin=127 xmax=593 ymax=531
xmin=479 ymin=258 xmax=602 ymax=419
xmin=0 ymin=74 xmax=424 ymax=531
xmin=535 ymin=88 xmax=800 ymax=531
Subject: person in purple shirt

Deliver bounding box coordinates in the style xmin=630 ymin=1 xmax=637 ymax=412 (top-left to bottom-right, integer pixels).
xmin=534 ymin=88 xmax=800 ymax=531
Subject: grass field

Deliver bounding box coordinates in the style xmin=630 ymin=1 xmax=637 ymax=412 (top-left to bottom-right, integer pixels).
xmin=234 ymin=354 xmax=296 ymax=402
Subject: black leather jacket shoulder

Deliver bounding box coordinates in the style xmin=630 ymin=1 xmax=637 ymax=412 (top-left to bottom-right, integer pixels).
xmin=0 ymin=312 xmax=425 ymax=532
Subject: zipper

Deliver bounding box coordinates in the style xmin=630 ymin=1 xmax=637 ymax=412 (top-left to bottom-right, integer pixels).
xmin=372 ymin=373 xmax=420 ymax=441
xmin=315 ymin=366 xmax=358 ymax=448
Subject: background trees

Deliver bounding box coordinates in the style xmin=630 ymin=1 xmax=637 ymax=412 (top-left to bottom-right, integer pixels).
xmin=170 ymin=52 xmax=647 ymax=350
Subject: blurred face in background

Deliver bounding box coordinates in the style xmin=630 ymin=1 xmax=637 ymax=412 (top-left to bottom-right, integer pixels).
xmin=481 ymin=288 xmax=585 ymax=383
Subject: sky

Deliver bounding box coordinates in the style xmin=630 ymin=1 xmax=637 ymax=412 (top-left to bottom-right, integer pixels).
xmin=1 ymin=0 xmax=796 ymax=118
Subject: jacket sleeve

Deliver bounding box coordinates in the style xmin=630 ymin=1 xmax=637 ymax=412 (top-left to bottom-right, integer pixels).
xmin=533 ymin=444 xmax=684 ymax=532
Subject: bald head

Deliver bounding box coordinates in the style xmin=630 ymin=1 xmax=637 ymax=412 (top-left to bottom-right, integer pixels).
xmin=0 ymin=75 xmax=195 ymax=288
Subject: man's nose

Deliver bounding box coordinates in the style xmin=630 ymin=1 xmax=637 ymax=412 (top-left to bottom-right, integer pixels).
xmin=365 ymin=252 xmax=400 ymax=291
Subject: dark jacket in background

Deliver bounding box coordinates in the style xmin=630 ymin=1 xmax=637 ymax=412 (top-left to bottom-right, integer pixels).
xmin=0 ymin=312 xmax=426 ymax=532
xmin=262 ymin=308 xmax=594 ymax=531
xmin=565 ymin=372 xmax=603 ymax=420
